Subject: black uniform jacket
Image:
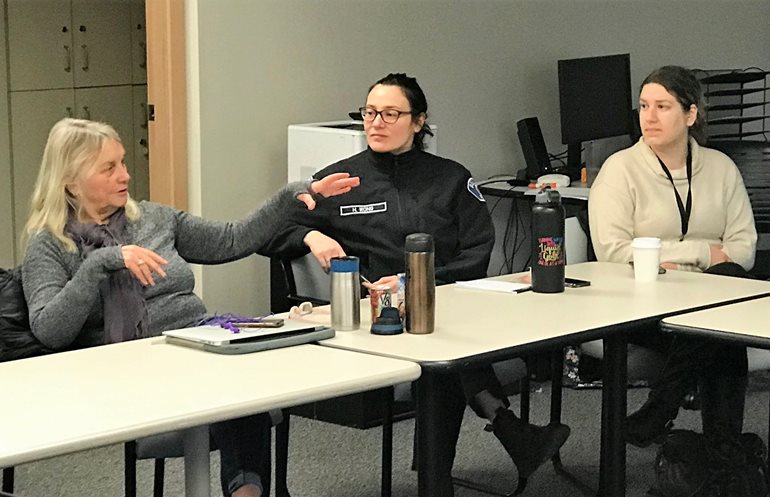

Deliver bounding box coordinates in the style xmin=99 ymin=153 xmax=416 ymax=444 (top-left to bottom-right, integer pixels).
xmin=265 ymin=147 xmax=495 ymax=284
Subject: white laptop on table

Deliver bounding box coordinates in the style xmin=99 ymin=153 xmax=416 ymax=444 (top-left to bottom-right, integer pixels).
xmin=163 ymin=319 xmax=334 ymax=354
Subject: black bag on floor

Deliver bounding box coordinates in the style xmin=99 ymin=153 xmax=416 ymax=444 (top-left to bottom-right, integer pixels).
xmin=651 ymin=429 xmax=770 ymax=497
xmin=0 ymin=267 xmax=53 ymax=362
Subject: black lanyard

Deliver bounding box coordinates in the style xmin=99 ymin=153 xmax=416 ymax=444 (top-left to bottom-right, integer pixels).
xmin=656 ymin=145 xmax=692 ymax=241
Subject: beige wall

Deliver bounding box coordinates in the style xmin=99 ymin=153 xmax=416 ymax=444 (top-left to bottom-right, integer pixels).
xmin=190 ymin=0 xmax=770 ymax=315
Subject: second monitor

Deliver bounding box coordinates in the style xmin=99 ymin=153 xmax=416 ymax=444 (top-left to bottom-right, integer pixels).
xmin=517 ymin=116 xmax=552 ymax=181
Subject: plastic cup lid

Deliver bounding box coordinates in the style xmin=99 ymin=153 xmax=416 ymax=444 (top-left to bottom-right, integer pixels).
xmin=631 ymin=237 xmax=661 ymax=249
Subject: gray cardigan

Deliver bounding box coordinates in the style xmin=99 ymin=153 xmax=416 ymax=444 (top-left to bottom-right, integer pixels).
xmin=23 ymin=182 xmax=308 ymax=350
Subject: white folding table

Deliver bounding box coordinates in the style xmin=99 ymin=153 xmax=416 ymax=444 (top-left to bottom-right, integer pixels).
xmin=0 ymin=339 xmax=420 ymax=497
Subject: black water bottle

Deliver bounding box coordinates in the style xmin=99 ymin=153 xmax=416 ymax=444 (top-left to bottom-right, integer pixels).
xmin=531 ymin=189 xmax=565 ymax=293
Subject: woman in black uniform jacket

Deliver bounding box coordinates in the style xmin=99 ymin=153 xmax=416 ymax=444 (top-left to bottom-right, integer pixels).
xmin=266 ymin=73 xmax=570 ymax=494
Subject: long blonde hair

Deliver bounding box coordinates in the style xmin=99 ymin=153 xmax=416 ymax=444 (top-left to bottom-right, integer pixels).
xmin=23 ymin=118 xmax=140 ymax=253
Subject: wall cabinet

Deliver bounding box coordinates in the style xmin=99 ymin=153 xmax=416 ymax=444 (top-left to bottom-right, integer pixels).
xmin=1 ymin=1 xmax=147 ymax=266
xmin=7 ymin=0 xmax=134 ymax=91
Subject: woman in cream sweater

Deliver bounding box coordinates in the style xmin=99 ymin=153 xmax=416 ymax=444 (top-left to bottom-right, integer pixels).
xmin=589 ymin=65 xmax=756 ymax=448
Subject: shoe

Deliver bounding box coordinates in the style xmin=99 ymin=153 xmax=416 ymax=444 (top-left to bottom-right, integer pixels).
xmin=491 ymin=408 xmax=571 ymax=479
xmin=625 ymin=398 xmax=676 ymax=448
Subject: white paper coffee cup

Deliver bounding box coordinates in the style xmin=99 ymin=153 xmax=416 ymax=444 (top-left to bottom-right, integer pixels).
xmin=631 ymin=237 xmax=661 ymax=282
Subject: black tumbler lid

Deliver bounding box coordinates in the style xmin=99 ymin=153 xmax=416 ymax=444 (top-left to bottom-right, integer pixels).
xmin=405 ymin=233 xmax=434 ymax=253
xmin=370 ymin=307 xmax=404 ymax=335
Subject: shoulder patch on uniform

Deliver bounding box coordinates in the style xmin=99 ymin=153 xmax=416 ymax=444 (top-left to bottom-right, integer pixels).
xmin=467 ymin=178 xmax=485 ymax=202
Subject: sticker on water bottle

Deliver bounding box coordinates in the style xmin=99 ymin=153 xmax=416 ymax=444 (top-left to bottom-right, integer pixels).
xmin=537 ymin=236 xmax=564 ymax=267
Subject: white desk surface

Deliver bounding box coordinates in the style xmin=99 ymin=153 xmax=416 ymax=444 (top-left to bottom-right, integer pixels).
xmin=0 ymin=340 xmax=420 ymax=467
xmin=662 ymin=296 xmax=770 ymax=342
xmin=320 ymin=262 xmax=770 ymax=364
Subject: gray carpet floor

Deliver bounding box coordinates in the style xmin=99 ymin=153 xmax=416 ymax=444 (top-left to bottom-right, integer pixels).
xmin=8 ymin=377 xmax=770 ymax=497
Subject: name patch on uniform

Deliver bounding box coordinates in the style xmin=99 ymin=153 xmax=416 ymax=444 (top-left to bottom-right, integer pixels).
xmin=467 ymin=178 xmax=485 ymax=202
xmin=340 ymin=202 xmax=388 ymax=216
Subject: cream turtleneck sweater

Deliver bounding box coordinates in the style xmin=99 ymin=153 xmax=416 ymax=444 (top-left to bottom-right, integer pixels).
xmin=589 ymin=137 xmax=756 ymax=272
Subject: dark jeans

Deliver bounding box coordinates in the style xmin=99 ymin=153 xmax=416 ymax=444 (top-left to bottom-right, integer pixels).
xmin=628 ymin=262 xmax=752 ymax=417
xmin=421 ymin=364 xmax=508 ymax=494
xmin=210 ymin=412 xmax=272 ymax=497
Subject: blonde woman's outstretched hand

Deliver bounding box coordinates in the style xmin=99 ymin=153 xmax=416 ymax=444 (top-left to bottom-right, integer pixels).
xmin=297 ymin=172 xmax=360 ymax=210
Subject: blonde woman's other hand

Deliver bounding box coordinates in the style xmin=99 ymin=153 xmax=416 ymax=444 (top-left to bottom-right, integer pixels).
xmin=121 ymin=245 xmax=168 ymax=286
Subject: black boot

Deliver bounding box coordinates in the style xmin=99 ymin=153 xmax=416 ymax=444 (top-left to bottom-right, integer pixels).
xmin=624 ymin=394 xmax=677 ymax=448
xmin=700 ymin=375 xmax=747 ymax=439
xmin=625 ymin=342 xmax=697 ymax=448
xmin=491 ymin=408 xmax=570 ymax=479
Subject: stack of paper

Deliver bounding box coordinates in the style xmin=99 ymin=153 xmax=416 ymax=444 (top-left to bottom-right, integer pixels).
xmin=455 ymin=280 xmax=531 ymax=293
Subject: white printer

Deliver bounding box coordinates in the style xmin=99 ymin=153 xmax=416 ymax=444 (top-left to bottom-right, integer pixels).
xmin=287 ymin=120 xmax=438 ymax=182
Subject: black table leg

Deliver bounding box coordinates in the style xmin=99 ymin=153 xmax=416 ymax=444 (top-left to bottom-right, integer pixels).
xmin=382 ymin=386 xmax=394 ymax=497
xmin=550 ymin=348 xmax=564 ymax=425
xmin=416 ymin=370 xmax=460 ymax=497
xmin=600 ymin=334 xmax=627 ymax=496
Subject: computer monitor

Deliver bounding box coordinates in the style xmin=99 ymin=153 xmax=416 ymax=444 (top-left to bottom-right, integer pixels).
xmin=517 ymin=117 xmax=552 ymax=180
xmin=558 ymin=53 xmax=633 ymax=178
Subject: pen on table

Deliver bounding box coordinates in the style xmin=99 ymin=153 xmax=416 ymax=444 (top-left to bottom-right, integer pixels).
xmin=513 ymin=287 xmax=531 ymax=294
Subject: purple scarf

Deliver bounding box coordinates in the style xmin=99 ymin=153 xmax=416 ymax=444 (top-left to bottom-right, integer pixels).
xmin=66 ymin=209 xmax=149 ymax=344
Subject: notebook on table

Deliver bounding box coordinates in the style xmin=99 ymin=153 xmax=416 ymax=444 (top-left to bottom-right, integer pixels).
xmin=162 ymin=319 xmax=334 ymax=355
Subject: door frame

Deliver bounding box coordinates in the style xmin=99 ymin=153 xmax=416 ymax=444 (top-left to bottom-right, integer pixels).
xmin=145 ymin=0 xmax=187 ymax=210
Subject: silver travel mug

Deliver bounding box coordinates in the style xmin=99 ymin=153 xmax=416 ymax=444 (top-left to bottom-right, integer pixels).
xmin=330 ymin=256 xmax=361 ymax=331
xmin=404 ymin=233 xmax=435 ymax=334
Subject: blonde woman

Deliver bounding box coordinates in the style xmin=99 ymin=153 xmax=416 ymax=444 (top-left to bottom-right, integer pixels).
xmin=22 ymin=118 xmax=358 ymax=497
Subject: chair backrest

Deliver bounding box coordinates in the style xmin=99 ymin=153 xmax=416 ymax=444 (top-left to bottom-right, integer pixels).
xmin=710 ymin=140 xmax=770 ymax=233
xmin=282 ymin=253 xmax=330 ymax=305
xmin=710 ymin=140 xmax=770 ymax=278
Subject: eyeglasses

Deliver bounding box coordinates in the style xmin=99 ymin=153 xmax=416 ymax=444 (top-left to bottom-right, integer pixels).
xmin=359 ymin=107 xmax=412 ymax=124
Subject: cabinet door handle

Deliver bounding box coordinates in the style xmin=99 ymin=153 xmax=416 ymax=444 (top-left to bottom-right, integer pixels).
xmin=66 ymin=106 xmax=74 ymax=118
xmin=82 ymin=106 xmax=91 ymax=120
xmin=139 ymin=41 xmax=147 ymax=69
xmin=80 ymin=45 xmax=89 ymax=71
xmin=64 ymin=45 xmax=72 ymax=73
xmin=139 ymin=138 xmax=149 ymax=159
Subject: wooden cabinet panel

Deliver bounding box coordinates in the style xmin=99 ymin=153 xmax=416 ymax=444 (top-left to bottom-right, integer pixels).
xmin=10 ymin=89 xmax=75 ymax=246
xmin=75 ymin=85 xmax=135 ymax=176
xmin=7 ymin=0 xmax=73 ymax=91
xmin=8 ymin=0 xmax=135 ymax=91
xmin=72 ymin=0 xmax=133 ymax=88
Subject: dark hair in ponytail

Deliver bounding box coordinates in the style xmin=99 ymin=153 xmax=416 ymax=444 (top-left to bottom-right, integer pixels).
xmin=641 ymin=66 xmax=706 ymax=145
xmin=370 ymin=73 xmax=433 ymax=150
